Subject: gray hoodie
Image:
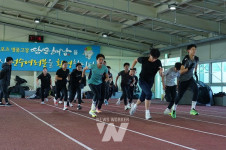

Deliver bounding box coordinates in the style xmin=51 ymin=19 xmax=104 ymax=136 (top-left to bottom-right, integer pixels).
xmin=0 ymin=63 xmax=12 ymax=86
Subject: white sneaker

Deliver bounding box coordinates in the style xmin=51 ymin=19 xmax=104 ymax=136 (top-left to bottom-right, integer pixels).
xmin=54 ymin=98 xmax=58 ymax=106
xmin=164 ymin=108 xmax=171 ymax=115
xmin=41 ymin=102 xmax=45 ymax=105
xmin=63 ymin=106 xmax=68 ymax=110
xmin=124 ymin=106 xmax=129 ymax=110
xmin=89 ymin=110 xmax=97 ymax=117
xmin=45 ymin=98 xmax=48 ymax=102
xmin=145 ymin=112 xmax=152 ymax=120
xmin=129 ymin=103 xmax=137 ymax=115
xmin=127 ymin=103 xmax=131 ymax=109
xmin=116 ymin=98 xmax=121 ymax=105
xmin=59 ymin=101 xmax=63 ymax=104
xmin=63 ymin=102 xmax=68 ymax=110
xmin=69 ymin=103 xmax=73 ymax=107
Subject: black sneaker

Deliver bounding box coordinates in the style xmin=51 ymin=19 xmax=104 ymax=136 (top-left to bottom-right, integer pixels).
xmin=77 ymin=105 xmax=82 ymax=110
xmin=0 ymin=103 xmax=5 ymax=106
xmin=81 ymin=100 xmax=85 ymax=103
xmin=5 ymin=103 xmax=12 ymax=106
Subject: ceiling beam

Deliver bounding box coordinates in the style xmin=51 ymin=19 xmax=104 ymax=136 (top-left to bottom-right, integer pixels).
xmin=0 ymin=0 xmax=182 ymax=45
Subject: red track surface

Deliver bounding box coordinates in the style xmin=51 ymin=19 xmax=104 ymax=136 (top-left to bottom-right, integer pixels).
xmin=1 ymin=98 xmax=226 ymax=150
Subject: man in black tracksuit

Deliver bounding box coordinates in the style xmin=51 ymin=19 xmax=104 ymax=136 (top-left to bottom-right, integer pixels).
xmin=36 ymin=67 xmax=52 ymax=104
xmin=69 ymin=63 xmax=85 ymax=110
xmin=0 ymin=57 xmax=13 ymax=106
xmin=128 ymin=68 xmax=138 ymax=104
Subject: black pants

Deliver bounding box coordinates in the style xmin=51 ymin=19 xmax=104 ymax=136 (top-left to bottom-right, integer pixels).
xmin=165 ymin=85 xmax=177 ymax=109
xmin=89 ymin=84 xmax=101 ymax=107
xmin=69 ymin=86 xmax=81 ymax=104
xmin=104 ymin=83 xmax=110 ymax=100
xmin=0 ymin=83 xmax=9 ymax=103
xmin=96 ymin=83 xmax=106 ymax=109
xmin=106 ymin=85 xmax=113 ymax=101
xmin=129 ymin=86 xmax=134 ymax=103
xmin=41 ymin=86 xmax=50 ymax=102
xmin=120 ymin=84 xmax=130 ymax=105
xmin=174 ymin=78 xmax=198 ymax=105
xmin=55 ymin=83 xmax=68 ymax=103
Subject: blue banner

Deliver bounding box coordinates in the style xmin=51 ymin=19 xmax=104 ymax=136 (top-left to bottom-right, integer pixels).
xmin=0 ymin=41 xmax=100 ymax=72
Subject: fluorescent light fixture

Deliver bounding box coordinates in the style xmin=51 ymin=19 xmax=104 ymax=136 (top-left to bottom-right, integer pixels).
xmin=169 ymin=4 xmax=177 ymax=10
xmin=102 ymin=33 xmax=108 ymax=38
xmin=34 ymin=18 xmax=40 ymax=23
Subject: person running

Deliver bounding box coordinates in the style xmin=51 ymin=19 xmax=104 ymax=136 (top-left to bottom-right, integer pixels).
xmin=69 ymin=63 xmax=84 ymax=110
xmin=128 ymin=68 xmax=138 ymax=105
xmin=54 ymin=61 xmax=70 ymax=110
xmin=115 ymin=63 xmax=135 ymax=110
xmin=104 ymin=66 xmax=113 ymax=105
xmin=0 ymin=57 xmax=13 ymax=106
xmin=171 ymin=44 xmax=199 ymax=119
xmin=82 ymin=54 xmax=109 ymax=117
xmin=130 ymin=49 xmax=163 ymax=120
xmin=96 ymin=60 xmax=107 ymax=112
xmin=36 ymin=67 xmax=52 ymax=104
xmin=161 ymin=62 xmax=181 ymax=115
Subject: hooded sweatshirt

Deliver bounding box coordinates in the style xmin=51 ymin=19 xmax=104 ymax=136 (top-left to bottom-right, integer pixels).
xmin=0 ymin=63 xmax=12 ymax=86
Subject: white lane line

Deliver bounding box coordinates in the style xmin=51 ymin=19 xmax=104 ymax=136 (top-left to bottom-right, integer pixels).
xmin=111 ymin=105 xmax=226 ymax=126
xmin=29 ymin=100 xmax=196 ymax=150
xmin=11 ymin=100 xmax=93 ymax=150
xmin=102 ymin=105 xmax=226 ymax=138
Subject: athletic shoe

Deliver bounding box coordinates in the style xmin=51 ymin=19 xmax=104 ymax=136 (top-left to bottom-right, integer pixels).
xmin=164 ymin=108 xmax=171 ymax=115
xmin=69 ymin=103 xmax=73 ymax=107
xmin=96 ymin=108 xmax=102 ymax=113
xmin=145 ymin=112 xmax=152 ymax=120
xmin=59 ymin=100 xmax=63 ymax=104
xmin=104 ymin=99 xmax=109 ymax=105
xmin=45 ymin=98 xmax=48 ymax=102
xmin=129 ymin=103 xmax=137 ymax=115
xmin=63 ymin=106 xmax=68 ymax=110
xmin=5 ymin=103 xmax=12 ymax=106
xmin=89 ymin=110 xmax=97 ymax=117
xmin=81 ymin=100 xmax=85 ymax=103
xmin=127 ymin=103 xmax=131 ymax=109
xmin=190 ymin=109 xmax=199 ymax=115
xmin=171 ymin=110 xmax=176 ymax=119
xmin=41 ymin=101 xmax=45 ymax=105
xmin=116 ymin=98 xmax=121 ymax=105
xmin=54 ymin=98 xmax=58 ymax=106
xmin=77 ymin=105 xmax=82 ymax=110
xmin=0 ymin=103 xmax=5 ymax=106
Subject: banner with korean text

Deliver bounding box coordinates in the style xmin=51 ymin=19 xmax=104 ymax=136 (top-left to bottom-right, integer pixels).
xmin=0 ymin=41 xmax=100 ymax=72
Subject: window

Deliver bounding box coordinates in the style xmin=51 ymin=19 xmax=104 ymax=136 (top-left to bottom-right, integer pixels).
xmin=223 ymin=87 xmax=226 ymax=93
xmin=212 ymin=62 xmax=222 ymax=83
xmin=199 ymin=64 xmax=209 ymax=83
xmin=211 ymin=86 xmax=222 ymax=94
xmin=161 ymin=57 xmax=180 ymax=67
xmin=223 ymin=62 xmax=226 ymax=83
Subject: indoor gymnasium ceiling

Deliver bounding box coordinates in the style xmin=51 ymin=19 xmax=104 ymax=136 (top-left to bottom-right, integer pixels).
xmin=0 ymin=0 xmax=226 ymax=53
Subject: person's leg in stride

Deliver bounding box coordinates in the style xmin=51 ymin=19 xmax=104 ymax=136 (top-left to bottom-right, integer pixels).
xmin=164 ymin=86 xmax=174 ymax=114
xmin=97 ymin=83 xmax=105 ymax=112
xmin=54 ymin=84 xmax=61 ymax=106
xmin=59 ymin=91 xmax=64 ymax=104
xmin=44 ymin=87 xmax=50 ymax=102
xmin=76 ymin=87 xmax=82 ymax=110
xmin=104 ymin=83 xmax=110 ymax=105
xmin=62 ymin=85 xmax=68 ymax=110
xmin=40 ymin=87 xmax=45 ymax=104
xmin=171 ymin=80 xmax=190 ymax=118
xmin=128 ymin=85 xmax=134 ymax=106
xmin=69 ymin=87 xmax=77 ymax=108
xmin=189 ymin=78 xmax=199 ymax=115
xmin=130 ymin=80 xmax=153 ymax=120
xmin=89 ymin=84 xmax=101 ymax=117
xmin=121 ymin=85 xmax=130 ymax=110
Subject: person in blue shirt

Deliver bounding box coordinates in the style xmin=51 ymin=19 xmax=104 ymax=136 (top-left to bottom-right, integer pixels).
xmin=82 ymin=54 xmax=109 ymax=117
